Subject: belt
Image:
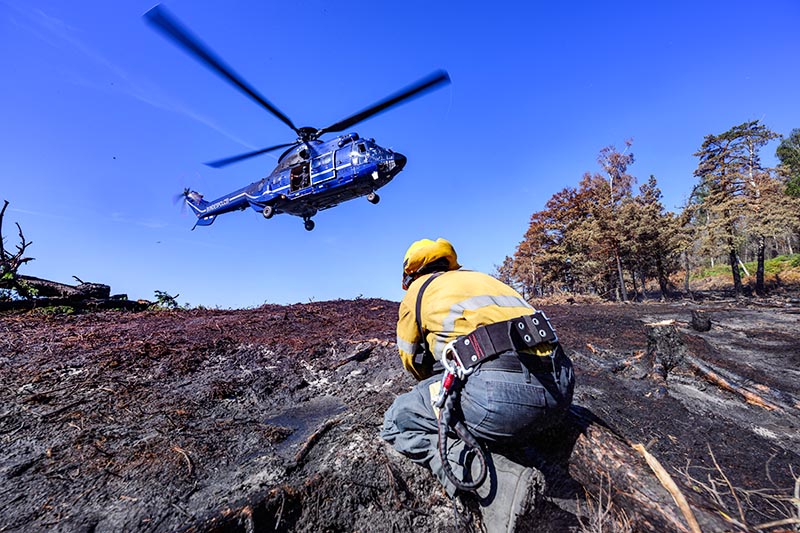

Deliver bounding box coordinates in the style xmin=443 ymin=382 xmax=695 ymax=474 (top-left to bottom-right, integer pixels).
xmin=433 ymin=351 xmax=558 ymax=375
xmin=452 ymin=312 xmax=558 ymax=370
xmin=480 ymin=351 xmax=559 ymax=373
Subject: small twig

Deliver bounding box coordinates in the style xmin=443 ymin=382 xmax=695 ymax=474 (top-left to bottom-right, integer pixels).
xmin=171 ymin=445 xmax=194 ymax=477
xmin=39 ymin=398 xmax=88 ymax=420
xmin=274 ymin=493 xmax=285 ymax=531
xmin=752 ymin=517 xmax=800 ymax=530
xmin=292 ymin=415 xmax=345 ymax=467
xmin=0 ymin=421 xmax=24 ymax=436
xmin=632 ymin=443 xmax=702 ymax=533
xmin=170 ymin=502 xmax=192 ymax=519
xmin=384 ymin=463 xmax=401 ymax=509
xmin=707 ymin=444 xmax=746 ymax=526
xmin=795 ymin=474 xmax=800 ymax=526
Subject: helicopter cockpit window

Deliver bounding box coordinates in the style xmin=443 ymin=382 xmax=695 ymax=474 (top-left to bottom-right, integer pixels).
xmin=352 ymin=143 xmax=370 ymax=164
xmin=311 ymin=153 xmax=333 ymax=171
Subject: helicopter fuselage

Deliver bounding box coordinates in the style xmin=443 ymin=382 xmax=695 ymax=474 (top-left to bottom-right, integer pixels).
xmin=185 ymin=133 xmax=406 ymax=229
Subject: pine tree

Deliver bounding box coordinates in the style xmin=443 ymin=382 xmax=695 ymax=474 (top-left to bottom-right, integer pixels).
xmin=776 ymin=128 xmax=800 ymax=198
xmin=692 ymin=120 xmax=778 ymax=297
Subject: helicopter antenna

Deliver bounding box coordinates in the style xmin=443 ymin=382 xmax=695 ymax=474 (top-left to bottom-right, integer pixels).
xmin=144 ymin=5 xmax=298 ymax=133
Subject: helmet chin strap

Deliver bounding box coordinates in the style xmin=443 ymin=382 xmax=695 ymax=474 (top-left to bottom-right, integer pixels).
xmin=402 ymin=258 xmax=453 ymax=290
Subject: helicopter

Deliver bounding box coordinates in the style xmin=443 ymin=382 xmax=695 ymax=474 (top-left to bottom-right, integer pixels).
xmin=144 ymin=5 xmax=450 ymax=231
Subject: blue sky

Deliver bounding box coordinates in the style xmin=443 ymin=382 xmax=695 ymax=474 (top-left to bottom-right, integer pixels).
xmin=2 ymin=0 xmax=798 ymax=308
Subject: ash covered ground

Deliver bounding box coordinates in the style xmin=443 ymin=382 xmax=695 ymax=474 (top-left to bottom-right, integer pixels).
xmin=1 ymin=298 xmax=798 ymax=532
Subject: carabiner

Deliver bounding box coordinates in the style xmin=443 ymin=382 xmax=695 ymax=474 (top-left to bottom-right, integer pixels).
xmin=442 ymin=340 xmax=474 ymax=380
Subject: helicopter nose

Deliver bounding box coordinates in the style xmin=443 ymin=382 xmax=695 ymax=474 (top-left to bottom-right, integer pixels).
xmin=394 ymin=152 xmax=407 ymax=171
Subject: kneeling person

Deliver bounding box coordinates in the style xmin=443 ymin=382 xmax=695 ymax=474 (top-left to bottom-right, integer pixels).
xmin=381 ymin=238 xmax=575 ymax=528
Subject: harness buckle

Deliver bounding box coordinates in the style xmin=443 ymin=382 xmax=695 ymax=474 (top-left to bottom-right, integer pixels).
xmin=443 ymin=340 xmax=475 ymax=380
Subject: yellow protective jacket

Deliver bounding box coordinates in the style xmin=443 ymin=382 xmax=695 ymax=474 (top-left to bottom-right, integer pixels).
xmin=397 ymin=269 xmax=553 ymax=380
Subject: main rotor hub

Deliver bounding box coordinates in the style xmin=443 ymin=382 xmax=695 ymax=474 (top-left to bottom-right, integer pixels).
xmin=296 ymin=127 xmax=318 ymax=142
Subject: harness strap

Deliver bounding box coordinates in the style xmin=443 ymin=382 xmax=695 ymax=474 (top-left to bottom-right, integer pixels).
xmin=413 ymin=272 xmax=444 ymax=366
xmin=452 ymin=311 xmax=558 ymax=370
xmin=438 ymin=392 xmax=487 ymax=492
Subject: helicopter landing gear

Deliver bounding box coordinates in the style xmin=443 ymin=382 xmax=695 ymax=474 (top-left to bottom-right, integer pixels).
xmin=262 ymin=205 xmax=274 ymax=219
xmin=367 ymin=192 xmax=380 ymax=204
xmin=303 ymin=218 xmax=315 ymax=231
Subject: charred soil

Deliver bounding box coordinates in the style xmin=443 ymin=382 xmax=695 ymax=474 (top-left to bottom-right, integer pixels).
xmin=1 ymin=297 xmax=798 ymax=532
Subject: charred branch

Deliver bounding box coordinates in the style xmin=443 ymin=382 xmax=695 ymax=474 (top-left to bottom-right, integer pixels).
xmin=0 ymin=200 xmax=34 ymax=278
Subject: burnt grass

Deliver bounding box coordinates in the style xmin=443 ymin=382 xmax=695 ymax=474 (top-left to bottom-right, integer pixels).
xmin=1 ymin=297 xmax=799 ymax=532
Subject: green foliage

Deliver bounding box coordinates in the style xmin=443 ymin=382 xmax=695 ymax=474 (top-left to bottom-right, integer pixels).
xmin=32 ymin=305 xmax=75 ymax=316
xmin=152 ymin=290 xmax=181 ymax=309
xmin=692 ymin=254 xmax=800 ymax=280
xmin=776 ymin=128 xmax=800 ymax=198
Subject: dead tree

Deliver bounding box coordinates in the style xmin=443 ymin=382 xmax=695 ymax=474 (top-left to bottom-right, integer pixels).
xmin=0 ymin=199 xmax=113 ymax=305
xmin=0 ymin=199 xmax=35 ymax=295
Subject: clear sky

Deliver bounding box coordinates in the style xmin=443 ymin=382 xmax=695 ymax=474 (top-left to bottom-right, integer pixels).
xmin=2 ymin=0 xmax=798 ymax=308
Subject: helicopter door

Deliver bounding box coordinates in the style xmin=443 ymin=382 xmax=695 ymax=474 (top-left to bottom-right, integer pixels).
xmin=310 ymin=152 xmax=335 ymax=186
xmin=290 ymin=163 xmax=310 ymax=192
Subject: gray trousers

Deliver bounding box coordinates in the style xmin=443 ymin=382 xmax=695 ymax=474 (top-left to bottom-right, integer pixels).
xmin=381 ymin=349 xmax=574 ymax=496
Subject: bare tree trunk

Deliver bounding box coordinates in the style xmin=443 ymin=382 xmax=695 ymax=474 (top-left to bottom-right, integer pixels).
xmin=682 ymin=251 xmax=692 ymax=299
xmin=630 ymin=267 xmax=639 ymax=301
xmin=615 ymin=250 xmax=628 ymax=302
xmin=728 ymin=243 xmax=743 ymax=298
xmin=755 ymin=234 xmax=766 ymax=296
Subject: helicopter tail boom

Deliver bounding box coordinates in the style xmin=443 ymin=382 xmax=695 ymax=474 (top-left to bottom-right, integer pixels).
xmin=192 ymin=214 xmax=217 ymax=229
xmin=180 ymin=190 xmax=218 ymax=228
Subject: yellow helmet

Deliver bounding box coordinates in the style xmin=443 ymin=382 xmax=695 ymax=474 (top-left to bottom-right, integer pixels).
xmin=402 ymin=238 xmax=461 ymax=290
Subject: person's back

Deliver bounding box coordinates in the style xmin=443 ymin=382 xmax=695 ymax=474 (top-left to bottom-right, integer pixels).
xmin=383 ymin=238 xmax=575 ymax=530
xmin=398 ymin=269 xmax=553 ymax=379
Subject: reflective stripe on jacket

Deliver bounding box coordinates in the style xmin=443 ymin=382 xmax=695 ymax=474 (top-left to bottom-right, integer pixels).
xmin=397 ymin=270 xmax=552 ymax=380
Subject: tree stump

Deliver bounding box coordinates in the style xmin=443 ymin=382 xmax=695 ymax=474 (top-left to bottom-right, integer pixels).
xmin=690 ymin=310 xmax=711 ymax=332
xmin=644 ymin=320 xmax=687 ymax=381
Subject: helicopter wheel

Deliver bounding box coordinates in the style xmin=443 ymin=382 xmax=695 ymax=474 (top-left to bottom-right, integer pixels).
xmin=367 ymin=192 xmax=380 ymax=204
xmin=262 ymin=205 xmax=274 ymax=219
xmin=304 ymin=218 xmax=315 ymax=231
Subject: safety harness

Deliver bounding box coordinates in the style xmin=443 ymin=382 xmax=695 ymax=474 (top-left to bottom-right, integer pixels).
xmin=413 ymin=273 xmax=558 ymax=492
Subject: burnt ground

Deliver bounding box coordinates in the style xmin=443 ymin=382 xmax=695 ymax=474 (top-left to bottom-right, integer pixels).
xmin=1 ymin=297 xmax=798 ymax=532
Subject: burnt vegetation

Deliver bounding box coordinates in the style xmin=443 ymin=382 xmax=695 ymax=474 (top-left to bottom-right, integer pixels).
xmin=2 ymin=122 xmax=800 ymax=532
xmin=1 ymin=298 xmax=799 ymax=532
xmin=497 ymin=121 xmax=800 ymax=302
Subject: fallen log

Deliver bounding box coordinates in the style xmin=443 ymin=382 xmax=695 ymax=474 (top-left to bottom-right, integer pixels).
xmin=684 ymin=355 xmax=785 ymax=412
xmin=564 ymin=407 xmax=740 ymax=533
xmin=12 ymin=274 xmax=110 ymax=299
xmin=0 ymin=296 xmax=147 ymax=312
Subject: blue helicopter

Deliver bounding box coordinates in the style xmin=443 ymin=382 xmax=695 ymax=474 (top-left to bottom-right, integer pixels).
xmin=145 ymin=6 xmax=450 ymax=231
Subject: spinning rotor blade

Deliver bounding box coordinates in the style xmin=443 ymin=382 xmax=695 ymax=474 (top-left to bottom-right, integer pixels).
xmin=205 ymin=142 xmax=297 ymax=168
xmin=144 ymin=5 xmax=297 ymax=132
xmin=172 ymin=188 xmax=190 ymax=215
xmin=316 ymin=70 xmax=451 ymax=136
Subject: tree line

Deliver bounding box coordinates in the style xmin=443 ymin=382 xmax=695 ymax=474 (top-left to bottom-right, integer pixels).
xmin=496 ymin=121 xmax=800 ymax=300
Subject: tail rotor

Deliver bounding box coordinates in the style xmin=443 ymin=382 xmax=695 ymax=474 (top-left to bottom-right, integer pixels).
xmin=172 ymin=188 xmax=191 ymax=215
